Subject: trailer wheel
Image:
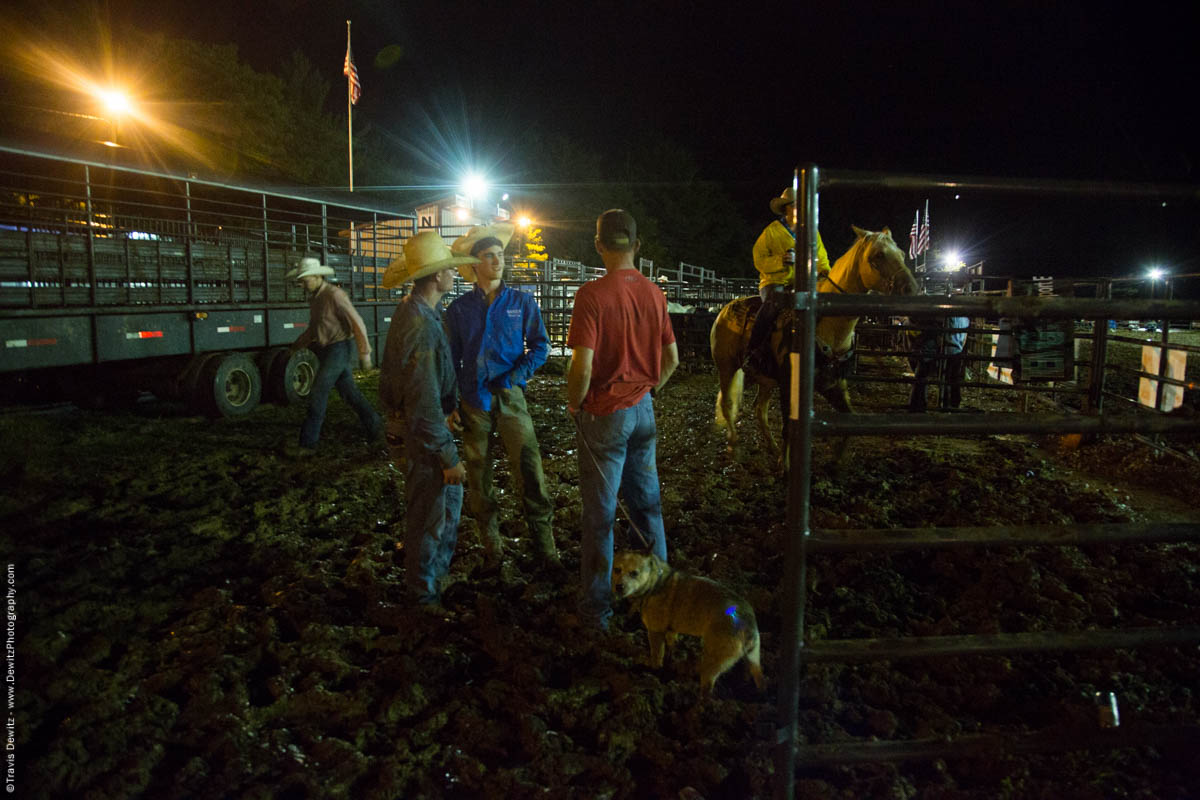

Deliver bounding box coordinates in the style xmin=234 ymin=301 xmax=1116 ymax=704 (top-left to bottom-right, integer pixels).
xmin=270 ymin=348 xmax=318 ymax=406
xmin=257 ymin=347 xmax=290 ymax=403
xmin=195 ymin=352 xmax=262 ymax=418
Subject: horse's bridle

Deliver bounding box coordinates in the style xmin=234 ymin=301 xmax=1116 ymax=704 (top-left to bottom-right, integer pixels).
xmin=864 ymin=235 xmax=908 ymax=295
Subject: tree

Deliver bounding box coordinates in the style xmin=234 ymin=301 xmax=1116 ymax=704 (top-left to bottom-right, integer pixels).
xmin=512 ymin=127 xmax=751 ymax=279
xmin=522 ymin=225 xmax=548 ymax=263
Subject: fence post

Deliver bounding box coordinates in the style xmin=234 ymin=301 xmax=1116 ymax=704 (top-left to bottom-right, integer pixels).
xmin=775 ymin=165 xmax=819 ymax=800
xmin=84 ymin=164 xmax=97 ymax=306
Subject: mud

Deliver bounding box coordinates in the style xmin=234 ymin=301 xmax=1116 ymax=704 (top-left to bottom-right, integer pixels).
xmin=3 ymin=356 xmax=1199 ymax=799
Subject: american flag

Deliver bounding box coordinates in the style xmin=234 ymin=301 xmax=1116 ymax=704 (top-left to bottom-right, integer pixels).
xmin=344 ymin=44 xmax=361 ymax=105
xmin=908 ymin=210 xmax=920 ymax=260
xmin=917 ymin=200 xmax=931 ymax=255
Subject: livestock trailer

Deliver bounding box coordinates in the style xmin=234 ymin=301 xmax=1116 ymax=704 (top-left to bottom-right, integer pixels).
xmin=0 ymin=146 xmax=410 ymax=416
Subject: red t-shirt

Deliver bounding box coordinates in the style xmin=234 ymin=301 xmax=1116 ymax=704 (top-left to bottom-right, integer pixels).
xmin=567 ymin=268 xmax=676 ymax=415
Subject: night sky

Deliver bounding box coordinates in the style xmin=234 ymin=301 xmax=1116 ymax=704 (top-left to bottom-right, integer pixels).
xmin=2 ymin=0 xmax=1197 ymax=284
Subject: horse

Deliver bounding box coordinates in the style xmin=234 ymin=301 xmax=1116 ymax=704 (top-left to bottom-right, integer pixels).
xmin=710 ymin=226 xmax=918 ymax=464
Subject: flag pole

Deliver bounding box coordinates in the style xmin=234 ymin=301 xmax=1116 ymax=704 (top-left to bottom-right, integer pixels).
xmin=346 ymin=20 xmax=354 ymax=192
xmin=922 ymin=198 xmax=929 ymax=272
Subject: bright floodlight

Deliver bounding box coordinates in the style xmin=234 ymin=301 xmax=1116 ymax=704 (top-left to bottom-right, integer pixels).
xmin=517 ymin=215 xmax=532 ymax=228
xmin=942 ymin=250 xmax=962 ymax=270
xmin=97 ymin=88 xmax=132 ymax=116
xmin=461 ymin=173 xmax=487 ymax=200
xmin=1148 ymin=267 xmax=1164 ymax=280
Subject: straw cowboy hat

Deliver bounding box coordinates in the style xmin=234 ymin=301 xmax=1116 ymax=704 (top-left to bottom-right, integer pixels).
xmin=381 ymin=230 xmax=479 ymax=289
xmin=286 ymin=256 xmax=335 ymax=281
xmin=769 ymin=187 xmax=796 ymax=216
xmin=451 ymin=222 xmax=515 ymax=283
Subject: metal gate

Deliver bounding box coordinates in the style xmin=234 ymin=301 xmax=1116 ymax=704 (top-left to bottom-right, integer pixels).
xmin=772 ymin=166 xmax=1200 ymax=799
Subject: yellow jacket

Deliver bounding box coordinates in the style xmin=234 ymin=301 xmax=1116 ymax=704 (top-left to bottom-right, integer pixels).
xmin=753 ymin=219 xmax=830 ymax=290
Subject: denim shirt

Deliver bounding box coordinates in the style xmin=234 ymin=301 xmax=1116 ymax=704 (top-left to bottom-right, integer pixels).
xmin=445 ymin=283 xmax=550 ymax=412
xmin=911 ymin=315 xmax=969 ymax=357
xmin=379 ymin=295 xmax=459 ymax=468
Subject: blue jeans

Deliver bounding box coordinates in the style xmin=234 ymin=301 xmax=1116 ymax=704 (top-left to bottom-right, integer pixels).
xmin=575 ymin=393 xmax=668 ymax=629
xmin=403 ymin=444 xmax=464 ymax=604
xmin=299 ymin=339 xmax=383 ymax=448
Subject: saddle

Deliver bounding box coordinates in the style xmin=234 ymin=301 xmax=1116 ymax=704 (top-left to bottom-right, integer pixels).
xmin=744 ymin=292 xmax=855 ymax=385
xmin=745 ymin=293 xmax=784 ymax=381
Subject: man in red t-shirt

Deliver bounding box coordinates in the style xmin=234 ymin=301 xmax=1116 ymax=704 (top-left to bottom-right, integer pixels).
xmin=566 ymin=209 xmax=679 ymax=632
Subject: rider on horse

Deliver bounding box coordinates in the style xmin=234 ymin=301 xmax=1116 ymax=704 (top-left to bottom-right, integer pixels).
xmin=746 ymin=186 xmax=831 ymax=378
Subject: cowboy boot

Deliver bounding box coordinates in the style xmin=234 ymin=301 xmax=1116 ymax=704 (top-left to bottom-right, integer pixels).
xmin=481 ymin=526 xmax=504 ymax=570
xmin=531 ymin=524 xmax=560 ymax=565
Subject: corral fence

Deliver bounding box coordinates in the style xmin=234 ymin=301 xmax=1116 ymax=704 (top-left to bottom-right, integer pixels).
xmin=472 ymin=257 xmax=754 ymax=359
xmin=851 ymin=272 xmax=1200 ymax=444
xmin=772 ymin=166 xmax=1200 ymax=799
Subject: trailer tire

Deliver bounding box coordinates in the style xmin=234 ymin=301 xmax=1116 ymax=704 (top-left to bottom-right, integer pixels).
xmin=195 ymin=351 xmax=261 ymax=418
xmin=257 ymin=347 xmax=290 ymax=403
xmin=270 ymin=348 xmax=318 ymax=407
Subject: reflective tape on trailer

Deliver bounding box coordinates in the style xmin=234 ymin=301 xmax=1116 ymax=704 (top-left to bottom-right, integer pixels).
xmin=125 ymin=330 xmax=164 ymax=339
xmin=283 ymin=322 xmax=308 ymax=330
xmin=217 ymin=326 xmax=247 ymax=333
xmin=5 ymin=338 xmax=59 ymax=348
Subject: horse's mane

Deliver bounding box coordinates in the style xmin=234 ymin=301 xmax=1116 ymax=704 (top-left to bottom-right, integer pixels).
xmin=823 ymin=229 xmax=908 ymax=294
xmin=826 ymin=234 xmax=872 ymax=285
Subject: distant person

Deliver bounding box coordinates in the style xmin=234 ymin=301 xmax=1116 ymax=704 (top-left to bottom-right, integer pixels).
xmin=746 ymin=186 xmax=831 ymax=377
xmin=286 ymin=257 xmax=382 ymax=455
xmin=446 ymin=223 xmax=559 ymax=571
xmin=378 ymin=233 xmax=477 ymax=609
xmin=566 ymin=209 xmax=679 ymax=632
xmin=908 ymin=314 xmax=969 ymax=411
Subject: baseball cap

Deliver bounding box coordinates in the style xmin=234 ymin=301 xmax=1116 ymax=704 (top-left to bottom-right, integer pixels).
xmin=596 ymin=209 xmax=637 ymax=251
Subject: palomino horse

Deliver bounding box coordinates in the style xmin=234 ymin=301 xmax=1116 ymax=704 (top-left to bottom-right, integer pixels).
xmin=710 ymin=226 xmax=917 ymax=461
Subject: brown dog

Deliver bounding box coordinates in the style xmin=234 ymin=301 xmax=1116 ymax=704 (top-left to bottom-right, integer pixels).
xmin=611 ymin=551 xmax=765 ymax=695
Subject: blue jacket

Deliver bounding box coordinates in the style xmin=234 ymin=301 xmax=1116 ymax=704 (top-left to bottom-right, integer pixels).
xmin=445 ymin=283 xmax=550 ymax=412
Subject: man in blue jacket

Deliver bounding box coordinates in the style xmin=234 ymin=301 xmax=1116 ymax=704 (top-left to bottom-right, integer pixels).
xmin=447 ymin=223 xmax=558 ymax=570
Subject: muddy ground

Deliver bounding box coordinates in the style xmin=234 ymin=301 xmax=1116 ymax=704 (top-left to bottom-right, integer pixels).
xmin=3 ymin=353 xmax=1199 ymax=799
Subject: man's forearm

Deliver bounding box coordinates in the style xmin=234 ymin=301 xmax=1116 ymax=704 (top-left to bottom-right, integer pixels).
xmin=566 ymin=363 xmax=590 ymax=410
xmin=566 ymin=370 xmax=589 ymax=409
xmin=656 ymin=343 xmax=679 ymax=392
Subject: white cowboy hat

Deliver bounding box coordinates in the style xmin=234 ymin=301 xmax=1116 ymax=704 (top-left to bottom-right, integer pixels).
xmin=286 ymin=256 xmax=335 ymax=280
xmin=769 ymin=187 xmax=796 ymax=216
xmin=381 ymin=231 xmax=479 ymax=288
xmin=451 ymin=222 xmax=515 ymax=283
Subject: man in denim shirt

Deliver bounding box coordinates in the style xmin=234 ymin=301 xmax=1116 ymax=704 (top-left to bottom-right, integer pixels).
xmin=379 ymin=232 xmax=477 ymax=608
xmin=286 ymin=257 xmax=383 ymax=454
xmin=447 ymin=223 xmax=558 ymax=570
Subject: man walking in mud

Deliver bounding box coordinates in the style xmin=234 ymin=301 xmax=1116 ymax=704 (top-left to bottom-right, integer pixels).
xmin=446 ymin=223 xmax=559 ymax=572
xmin=378 ymin=232 xmax=478 ymax=609
xmin=566 ymin=209 xmax=679 ymax=632
xmin=286 ymin=257 xmax=383 ymax=455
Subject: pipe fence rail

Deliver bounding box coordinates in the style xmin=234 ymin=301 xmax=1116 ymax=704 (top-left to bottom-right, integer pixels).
xmin=773 ymin=164 xmax=1200 ymax=800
